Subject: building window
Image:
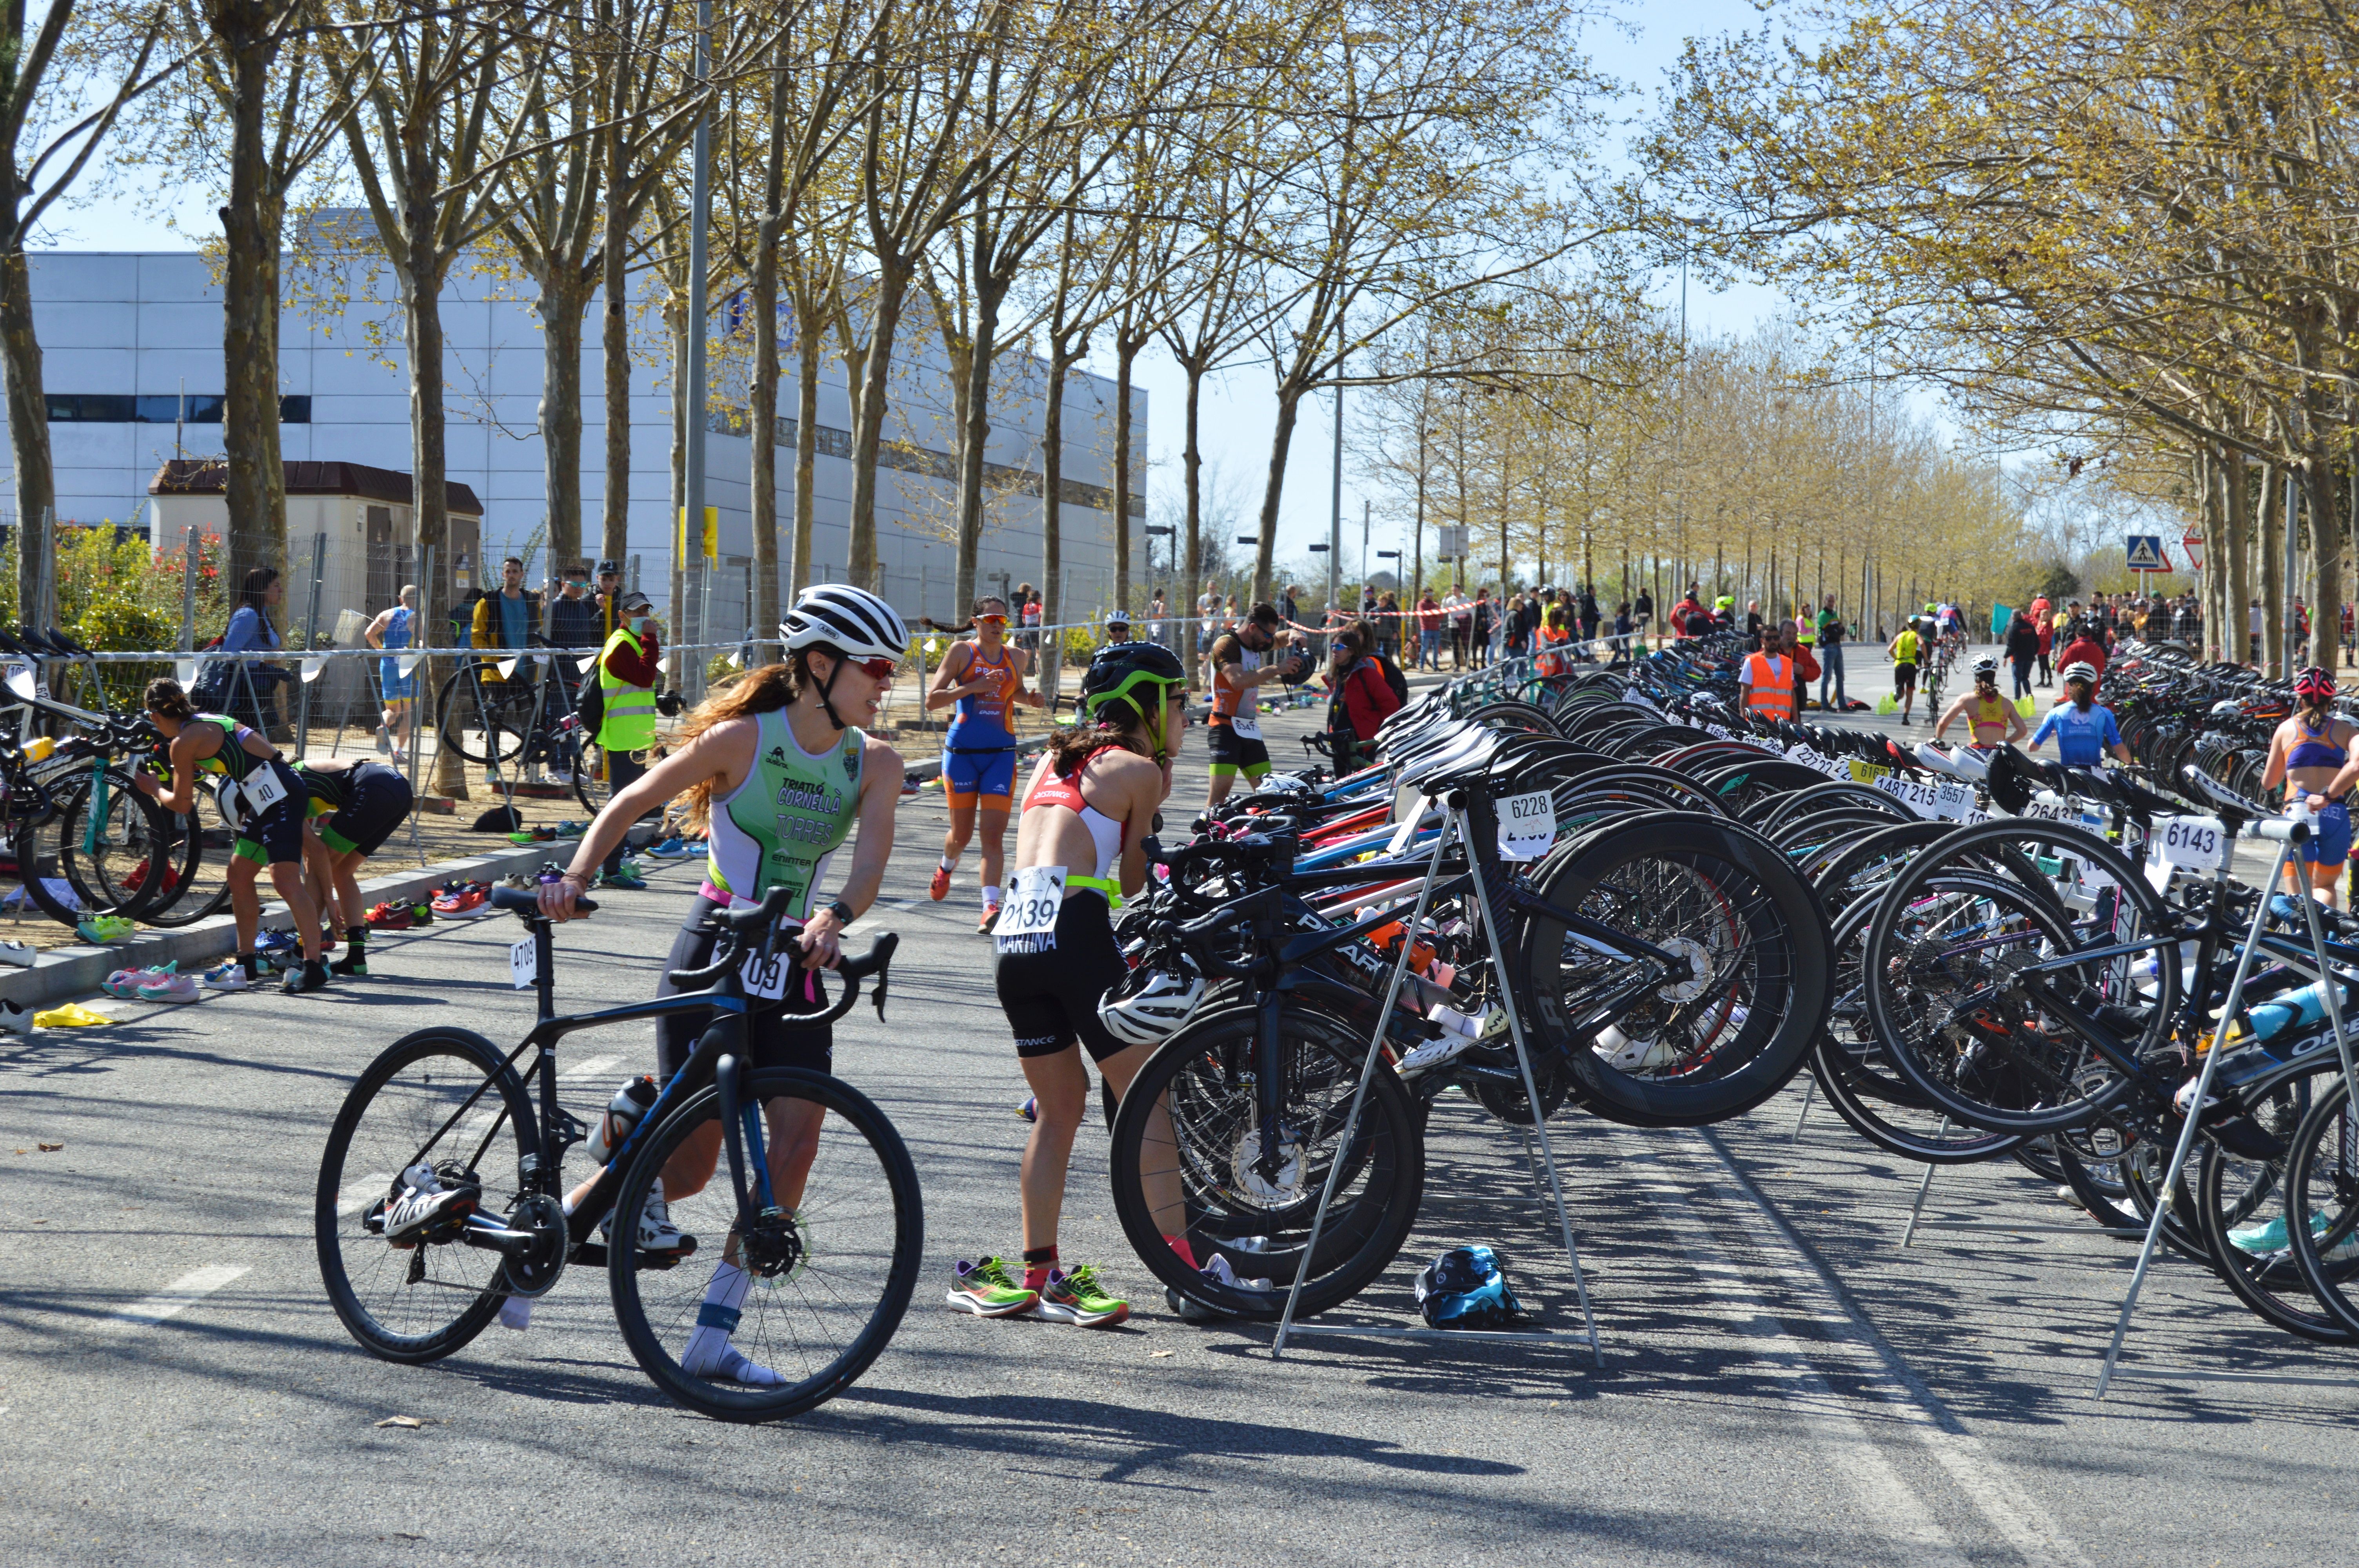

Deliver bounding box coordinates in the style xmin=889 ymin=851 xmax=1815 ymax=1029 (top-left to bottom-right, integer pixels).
xmin=46 ymin=394 xmax=311 ymax=424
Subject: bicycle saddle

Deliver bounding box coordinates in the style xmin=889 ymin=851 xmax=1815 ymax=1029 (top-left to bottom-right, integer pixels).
xmin=1400 ymin=727 xmax=1505 ymax=795
xmin=1913 ymin=741 xmax=1990 ymax=782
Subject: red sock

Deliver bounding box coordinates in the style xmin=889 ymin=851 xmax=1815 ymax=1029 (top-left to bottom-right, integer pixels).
xmin=1022 ymin=1244 xmax=1056 ymax=1294
xmin=1164 ymin=1234 xmax=1198 ymax=1270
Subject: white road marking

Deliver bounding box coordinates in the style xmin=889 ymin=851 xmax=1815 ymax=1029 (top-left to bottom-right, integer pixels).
xmin=1677 ymin=1127 xmax=2094 ymax=1568
xmin=1616 ymin=1138 xmax=1970 ymax=1565
xmin=559 ymin=1055 xmax=618 ymax=1080
xmin=336 ymin=1172 xmax=395 ymax=1216
xmin=107 ymin=1265 xmax=248 ymax=1330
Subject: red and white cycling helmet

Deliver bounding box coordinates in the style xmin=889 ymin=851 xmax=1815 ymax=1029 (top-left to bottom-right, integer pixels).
xmin=2295 ymin=666 xmax=2337 ymax=702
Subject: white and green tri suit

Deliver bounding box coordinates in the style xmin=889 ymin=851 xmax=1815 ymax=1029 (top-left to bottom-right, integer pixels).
xmin=656 ymin=708 xmax=868 ymax=1077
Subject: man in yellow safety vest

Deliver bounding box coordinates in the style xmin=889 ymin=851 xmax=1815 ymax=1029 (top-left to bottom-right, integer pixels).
xmin=592 ymin=589 xmax=663 ymax=888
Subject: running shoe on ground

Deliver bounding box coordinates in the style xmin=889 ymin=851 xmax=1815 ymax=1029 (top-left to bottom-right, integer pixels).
xmin=75 ymin=915 xmax=133 ymax=944
xmin=642 ymin=837 xmax=693 ymax=860
xmin=614 ymin=857 xmax=644 ymax=878
xmin=977 ymin=905 xmax=1000 ymax=936
xmin=929 ymin=864 xmax=952 ymax=901
xmin=1033 ymin=1265 xmax=1129 ymax=1328
xmin=599 ymin=1178 xmax=696 ymax=1260
xmin=363 ymin=900 xmax=413 ymax=930
xmin=597 ymin=868 xmax=648 ymax=891
xmin=945 ymin=1256 xmax=1037 ymax=1317
xmin=407 ymin=901 xmax=434 ymax=925
xmin=901 ymin=776 xmax=922 ymax=797
xmin=255 ymin=929 xmax=299 ymax=962
xmin=199 ymin=959 xmax=253 ymax=991
xmin=498 ymin=873 xmax=537 ymax=891
xmin=135 ymin=971 xmax=200 ymax=1004
xmin=1166 ymin=1254 xmax=1272 ymax=1323
xmin=380 ymin=1161 xmax=479 ymax=1247
xmin=431 ymin=884 xmax=487 ymax=916
xmin=102 ymin=961 xmax=176 ymax=999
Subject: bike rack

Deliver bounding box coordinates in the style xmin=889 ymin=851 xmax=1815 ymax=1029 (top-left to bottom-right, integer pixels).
xmin=2095 ymin=809 xmax=2359 ymax=1396
xmin=1273 ymin=800 xmax=1602 ymax=1364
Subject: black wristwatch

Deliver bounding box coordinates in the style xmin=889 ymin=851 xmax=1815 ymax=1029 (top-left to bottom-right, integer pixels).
xmin=825 ymin=897 xmax=856 ymax=925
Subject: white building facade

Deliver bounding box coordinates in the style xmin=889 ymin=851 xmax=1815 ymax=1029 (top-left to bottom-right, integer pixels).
xmin=15 ymin=247 xmax=1144 ymax=642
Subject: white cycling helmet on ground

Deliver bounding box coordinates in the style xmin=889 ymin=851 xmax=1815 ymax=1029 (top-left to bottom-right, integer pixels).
xmin=780 ymin=583 xmax=908 ymax=663
xmin=1098 ymin=958 xmax=1208 ymax=1048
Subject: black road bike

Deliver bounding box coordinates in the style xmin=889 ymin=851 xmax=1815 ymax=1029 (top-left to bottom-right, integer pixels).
xmin=316 ymin=884 xmax=921 ymax=1422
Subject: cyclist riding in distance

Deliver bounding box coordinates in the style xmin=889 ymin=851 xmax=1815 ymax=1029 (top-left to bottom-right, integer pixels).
xmin=948 ymin=641 xmax=1191 ymax=1329
xmin=131 ymin=677 xmax=331 ymax=994
xmin=926 ymin=596 xmax=1041 ymax=933
xmin=1205 ymin=603 xmax=1300 ymax=808
xmin=2027 ymin=661 xmax=2132 ymax=768
xmin=2274 ymin=666 xmax=2357 ymax=909
xmin=1932 ymin=655 xmax=2028 ymax=750
xmin=522 ymin=583 xmax=908 ymax=1386
xmin=294 ymin=754 xmax=418 ymax=978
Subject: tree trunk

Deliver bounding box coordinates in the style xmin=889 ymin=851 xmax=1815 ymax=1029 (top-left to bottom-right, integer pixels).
xmin=601 ymin=172 xmax=631 ymax=569
xmin=0 ymin=247 xmax=51 ymax=621
xmin=403 ymin=254 xmax=465 ymax=799
xmin=951 ymin=281 xmax=1002 ymax=617
xmin=749 ymin=219 xmax=781 ymax=652
xmin=1112 ymin=328 xmax=1141 ymax=611
xmin=536 ymin=270 xmax=590 ymax=570
xmin=2260 ymin=460 xmax=2285 ymax=677
xmin=791 ymin=291 xmax=821 ymax=596
xmin=219 ymin=3 xmax=286 ymax=580
xmin=1250 ymin=384 xmax=1304 ymax=606
xmin=2225 ymin=446 xmax=2252 ymax=666
xmin=2304 ymin=445 xmax=2343 ymax=673
xmin=1041 ymin=338 xmax=1081 ymax=631
xmin=2195 ymin=446 xmax=2222 ymax=662
xmin=845 ymin=258 xmax=912 ymax=592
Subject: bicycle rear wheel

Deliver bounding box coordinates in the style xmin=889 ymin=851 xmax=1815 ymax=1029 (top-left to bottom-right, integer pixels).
xmin=314 ymin=1028 xmax=535 ymax=1363
xmin=2278 ymin=1076 xmax=2359 ymax=1337
xmin=1519 ymin=812 xmax=1831 ymax=1127
xmin=437 ymin=668 xmax=529 ymax=769
xmin=1109 ymin=1003 xmax=1425 ymax=1321
xmin=607 ymin=1068 xmax=923 ymax=1423
xmin=57 ymin=771 xmax=168 ymax=918
xmin=136 ymin=799 xmax=236 ymax=928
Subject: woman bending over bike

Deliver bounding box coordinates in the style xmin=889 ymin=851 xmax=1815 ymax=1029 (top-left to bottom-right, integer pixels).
xmin=294 ymin=756 xmax=417 ymax=978
xmin=131 ymin=677 xmax=329 ymax=993
xmin=946 ymin=642 xmax=1189 ymax=1330
xmin=521 ymin=584 xmax=907 ymax=1386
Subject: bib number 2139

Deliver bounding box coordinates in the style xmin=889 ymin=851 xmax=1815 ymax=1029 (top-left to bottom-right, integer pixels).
xmin=995 ymin=866 xmax=1065 ymax=950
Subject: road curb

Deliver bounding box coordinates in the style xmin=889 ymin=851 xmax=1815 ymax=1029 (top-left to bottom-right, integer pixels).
xmin=0 ymin=838 xmax=578 ymax=1010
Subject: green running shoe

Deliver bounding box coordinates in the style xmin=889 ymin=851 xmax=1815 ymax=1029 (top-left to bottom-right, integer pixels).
xmin=1034 ymin=1264 xmax=1129 ymax=1328
xmin=946 ymin=1256 xmax=1037 ymax=1318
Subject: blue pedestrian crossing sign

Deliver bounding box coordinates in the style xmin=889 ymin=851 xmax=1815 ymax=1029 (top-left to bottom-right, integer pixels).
xmin=2124 ymin=535 xmax=2171 ymax=572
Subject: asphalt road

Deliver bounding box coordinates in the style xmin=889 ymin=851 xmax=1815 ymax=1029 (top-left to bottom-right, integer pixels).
xmin=5 ymin=689 xmax=2355 ymax=1568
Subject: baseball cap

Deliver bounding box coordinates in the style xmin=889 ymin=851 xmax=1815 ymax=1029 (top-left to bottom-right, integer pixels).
xmin=596 ymin=560 xmax=621 ymax=577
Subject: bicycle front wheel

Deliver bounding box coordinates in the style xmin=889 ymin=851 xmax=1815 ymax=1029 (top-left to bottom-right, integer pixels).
xmin=57 ymin=770 xmax=168 ymax=919
xmin=607 ymin=1068 xmax=923 ymax=1423
xmin=314 ymin=1028 xmax=536 ymax=1364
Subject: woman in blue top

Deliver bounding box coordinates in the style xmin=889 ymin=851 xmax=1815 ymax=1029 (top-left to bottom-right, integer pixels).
xmin=363 ymin=584 xmax=417 ymax=767
xmin=2028 ymin=662 xmax=2130 ymax=767
xmin=214 ymin=567 xmax=286 ymax=732
xmin=2269 ymin=666 xmax=2355 ymax=907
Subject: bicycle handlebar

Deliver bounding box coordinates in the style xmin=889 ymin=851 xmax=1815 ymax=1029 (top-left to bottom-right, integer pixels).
xmin=489 ymin=884 xmax=601 ymax=918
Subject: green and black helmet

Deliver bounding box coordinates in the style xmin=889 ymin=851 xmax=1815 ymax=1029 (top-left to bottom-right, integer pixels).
xmin=1080 ymin=641 xmax=1187 ymax=724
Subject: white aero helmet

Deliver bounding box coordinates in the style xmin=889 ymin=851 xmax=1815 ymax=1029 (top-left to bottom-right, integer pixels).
xmin=781 ymin=583 xmax=908 ymax=663
xmin=1097 ymin=957 xmax=1209 ymax=1048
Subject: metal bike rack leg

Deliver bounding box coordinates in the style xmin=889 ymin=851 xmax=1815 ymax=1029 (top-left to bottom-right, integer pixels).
xmin=1273 ymin=813 xmax=1456 ymax=1357
xmin=1900 ymin=1122 xmax=1945 ymax=1247
xmin=2096 ymin=840 xmax=2290 ymax=1397
xmin=1790 ymin=1076 xmax=1816 ymax=1142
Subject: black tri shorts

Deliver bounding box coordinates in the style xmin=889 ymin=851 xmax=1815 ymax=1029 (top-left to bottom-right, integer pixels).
xmin=654 ymin=895 xmax=832 ymax=1079
xmin=317 ymin=761 xmax=413 ymax=857
xmin=992 ymin=887 xmax=1131 ymax=1063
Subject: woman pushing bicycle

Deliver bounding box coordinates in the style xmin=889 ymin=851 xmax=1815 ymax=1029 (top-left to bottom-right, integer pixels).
xmin=946 ymin=641 xmax=1191 ymax=1330
xmin=130 ymin=677 xmax=330 ymax=993
xmin=518 ymin=583 xmax=909 ymax=1386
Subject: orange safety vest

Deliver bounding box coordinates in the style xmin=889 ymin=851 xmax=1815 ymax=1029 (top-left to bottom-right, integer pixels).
xmin=1535 ymin=624 xmax=1571 ymax=677
xmin=1741 ymin=652 xmax=1797 ymax=720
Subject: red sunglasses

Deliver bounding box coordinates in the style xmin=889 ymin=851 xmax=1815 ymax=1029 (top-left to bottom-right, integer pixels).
xmin=841 ymin=655 xmax=897 ymax=679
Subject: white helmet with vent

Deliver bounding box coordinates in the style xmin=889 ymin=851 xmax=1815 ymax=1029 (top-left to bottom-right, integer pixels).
xmin=1098 ymin=958 xmax=1209 ymax=1047
xmin=780 ymin=584 xmax=908 ymax=663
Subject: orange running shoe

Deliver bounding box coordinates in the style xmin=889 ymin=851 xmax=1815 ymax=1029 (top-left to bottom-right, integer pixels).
xmin=929 ymin=864 xmax=952 ymax=901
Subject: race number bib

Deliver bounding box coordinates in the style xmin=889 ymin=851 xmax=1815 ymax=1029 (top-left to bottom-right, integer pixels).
xmin=239 ymin=766 xmax=290 ymax=815
xmin=1875 ymin=774 xmax=1943 ymax=819
xmin=1933 ymin=782 xmax=1974 ymax=821
xmin=509 ymin=938 xmax=537 ymax=990
xmin=739 ymin=942 xmax=794 ymax=1001
xmin=1499 ymin=789 xmax=1557 ymax=861
xmin=2154 ymin=815 xmax=2228 ymax=875
xmin=995 ymin=866 xmax=1065 ymax=951
xmin=1228 ymin=706 xmax=1262 ymax=741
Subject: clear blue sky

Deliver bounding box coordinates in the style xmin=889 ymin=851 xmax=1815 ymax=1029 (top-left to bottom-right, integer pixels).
xmin=39 ymin=1 xmax=1781 ymax=575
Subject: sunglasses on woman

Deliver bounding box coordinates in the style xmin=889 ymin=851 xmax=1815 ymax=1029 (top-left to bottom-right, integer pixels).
xmin=840 ymin=655 xmax=898 ymax=679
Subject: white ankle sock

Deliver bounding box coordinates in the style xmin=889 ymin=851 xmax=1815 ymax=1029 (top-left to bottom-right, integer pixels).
xmin=982 ymin=884 xmax=1001 ymax=909
xmin=938 ymin=856 xmax=958 ymax=873
xmin=679 ymin=1260 xmax=781 ymax=1384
